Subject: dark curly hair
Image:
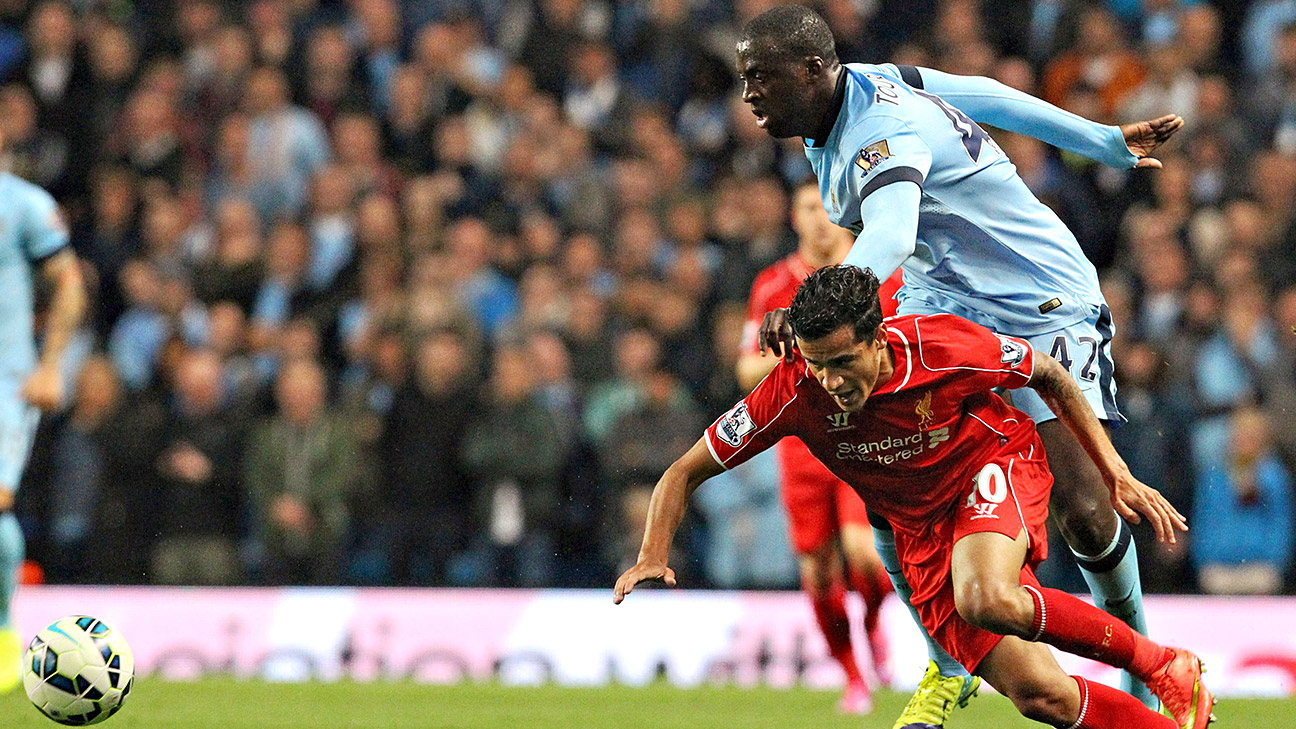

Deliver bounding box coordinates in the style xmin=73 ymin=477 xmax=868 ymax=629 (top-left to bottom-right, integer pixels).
xmin=739 ymin=5 xmax=839 ymax=67
xmin=788 ymin=265 xmax=884 ymax=343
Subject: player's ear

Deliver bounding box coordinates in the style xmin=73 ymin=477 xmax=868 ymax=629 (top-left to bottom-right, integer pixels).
xmin=803 ymin=55 xmax=824 ymax=81
xmin=871 ymin=326 xmax=888 ymax=349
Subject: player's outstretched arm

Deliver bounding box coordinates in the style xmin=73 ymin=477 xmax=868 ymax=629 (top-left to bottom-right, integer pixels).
xmin=904 ymin=65 xmax=1181 ymax=169
xmin=1026 ymin=352 xmax=1188 ymax=544
xmin=613 ymin=437 xmax=725 ymax=603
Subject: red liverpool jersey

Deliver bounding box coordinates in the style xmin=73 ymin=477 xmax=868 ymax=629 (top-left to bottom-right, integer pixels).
xmin=708 ymin=314 xmax=1044 ymax=538
xmin=741 ymin=253 xmax=901 ymax=355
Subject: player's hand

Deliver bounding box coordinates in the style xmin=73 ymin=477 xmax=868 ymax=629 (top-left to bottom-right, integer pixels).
xmin=1107 ymin=468 xmax=1188 ymax=544
xmin=758 ymin=308 xmax=796 ymax=363
xmin=21 ymin=364 xmax=65 ymax=412
xmin=0 ymin=486 xmax=12 ymax=512
xmin=1121 ymin=114 xmax=1184 ymax=169
xmin=613 ymin=561 xmax=676 ymax=604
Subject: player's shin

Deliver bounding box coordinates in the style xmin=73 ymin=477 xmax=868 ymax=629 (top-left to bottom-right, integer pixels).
xmin=1021 ymin=583 xmax=1170 ymax=679
xmin=1063 ymin=676 xmax=1177 ymax=729
xmin=870 ymin=520 xmax=968 ymax=678
xmin=0 ymin=511 xmax=22 ymax=629
xmin=1072 ymin=520 xmax=1155 ymax=707
xmin=807 ymin=575 xmax=864 ymax=684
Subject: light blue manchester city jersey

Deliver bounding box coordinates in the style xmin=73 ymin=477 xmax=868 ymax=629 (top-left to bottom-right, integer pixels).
xmin=806 ymin=63 xmax=1105 ymax=336
xmin=0 ymin=172 xmax=69 ymax=377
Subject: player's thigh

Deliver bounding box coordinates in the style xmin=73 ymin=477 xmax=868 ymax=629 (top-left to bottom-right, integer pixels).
xmin=781 ymin=478 xmax=838 ymax=557
xmin=0 ymin=379 xmax=39 ymax=492
xmin=1016 ymin=306 xmax=1122 ymax=426
xmin=834 ymin=481 xmax=880 ymax=568
xmin=976 ymin=635 xmax=1081 ymax=722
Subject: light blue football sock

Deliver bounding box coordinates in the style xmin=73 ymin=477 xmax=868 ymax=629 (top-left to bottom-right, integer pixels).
xmin=872 ymin=523 xmax=969 ymax=679
xmin=0 ymin=512 xmax=23 ymax=630
xmin=1072 ymin=519 xmax=1156 ymax=709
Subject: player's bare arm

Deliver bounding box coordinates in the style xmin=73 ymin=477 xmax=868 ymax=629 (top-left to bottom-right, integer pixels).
xmin=1026 ymin=351 xmax=1187 ymax=543
xmin=21 ymin=249 xmax=85 ymax=411
xmin=1121 ymin=114 xmax=1185 ymax=169
xmin=613 ymin=437 xmax=725 ymax=603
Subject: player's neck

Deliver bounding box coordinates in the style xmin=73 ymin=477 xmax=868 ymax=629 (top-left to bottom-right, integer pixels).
xmin=875 ymin=343 xmax=896 ymax=389
xmin=805 ymin=65 xmax=846 ymax=147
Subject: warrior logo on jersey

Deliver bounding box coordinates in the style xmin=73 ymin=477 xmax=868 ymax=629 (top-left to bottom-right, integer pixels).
xmin=717 ymin=403 xmax=757 ymax=447
xmin=915 ymin=391 xmax=934 ymax=430
xmin=997 ymin=336 xmax=1027 ymax=367
xmin=854 ymin=139 xmax=892 ymax=174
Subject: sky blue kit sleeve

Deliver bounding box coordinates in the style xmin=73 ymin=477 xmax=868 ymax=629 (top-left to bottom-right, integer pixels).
xmin=18 ymin=183 xmax=70 ymax=262
xmin=841 ymin=181 xmax=920 ymax=283
xmin=892 ymin=64 xmax=1139 ymax=170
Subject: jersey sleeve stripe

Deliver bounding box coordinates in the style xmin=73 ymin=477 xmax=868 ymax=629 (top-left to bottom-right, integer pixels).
xmin=704 ymin=432 xmax=728 ymax=470
xmin=861 ymin=166 xmax=924 ymax=200
xmin=886 ymin=325 xmax=914 ymax=390
xmin=896 ymin=64 xmax=924 ymax=89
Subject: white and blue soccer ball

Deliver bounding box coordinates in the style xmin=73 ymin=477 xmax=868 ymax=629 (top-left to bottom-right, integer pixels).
xmin=23 ymin=616 xmax=135 ymax=726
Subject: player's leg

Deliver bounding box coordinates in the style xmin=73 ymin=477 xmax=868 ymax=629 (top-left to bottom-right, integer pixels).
xmin=976 ymin=635 xmax=1177 ymax=728
xmin=0 ymin=394 xmax=38 ymax=692
xmin=1023 ymin=309 xmax=1154 ymax=706
xmin=872 ymin=511 xmax=981 ymax=729
xmin=951 ymin=532 xmax=1214 ymax=729
xmin=836 ymin=484 xmax=892 ymax=686
xmin=779 ymin=460 xmax=869 ymax=713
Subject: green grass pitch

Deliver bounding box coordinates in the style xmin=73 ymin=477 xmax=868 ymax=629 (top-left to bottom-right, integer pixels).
xmin=4 ymin=680 xmax=1292 ymax=728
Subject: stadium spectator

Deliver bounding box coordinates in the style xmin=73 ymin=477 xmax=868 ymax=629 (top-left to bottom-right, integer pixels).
xmin=245 ymin=358 xmax=360 ymax=585
xmin=147 ymin=348 xmax=245 ymax=586
xmin=459 ymin=342 xmax=565 ymax=586
xmin=1191 ymin=407 xmax=1295 ymax=594
xmin=376 ymin=331 xmax=477 ymax=584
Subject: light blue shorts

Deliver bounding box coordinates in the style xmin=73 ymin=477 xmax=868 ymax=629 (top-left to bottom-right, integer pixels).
xmin=894 ymin=300 xmax=1124 ymax=426
xmin=0 ymin=378 xmax=40 ymax=491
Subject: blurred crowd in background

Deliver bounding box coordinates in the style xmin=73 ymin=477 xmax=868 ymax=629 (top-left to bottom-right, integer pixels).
xmin=2 ymin=0 xmax=1294 ymax=594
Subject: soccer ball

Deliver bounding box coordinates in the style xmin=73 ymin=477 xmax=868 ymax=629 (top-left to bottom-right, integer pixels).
xmin=23 ymin=616 xmax=135 ymax=726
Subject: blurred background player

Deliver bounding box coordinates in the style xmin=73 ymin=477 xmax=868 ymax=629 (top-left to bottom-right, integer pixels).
xmin=736 ymin=177 xmax=899 ymax=713
xmin=739 ymin=6 xmax=1183 ymax=721
xmin=0 ymin=127 xmax=85 ymax=691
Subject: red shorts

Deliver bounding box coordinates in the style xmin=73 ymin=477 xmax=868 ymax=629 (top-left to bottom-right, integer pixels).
xmin=893 ymin=443 xmax=1053 ymax=672
xmin=777 ymin=437 xmax=870 ymax=554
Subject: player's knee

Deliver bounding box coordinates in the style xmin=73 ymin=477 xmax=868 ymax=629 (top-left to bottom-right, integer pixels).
xmin=1054 ymin=497 xmax=1115 ymax=551
xmin=797 ymin=553 xmax=831 ymax=596
xmin=954 ymin=578 xmax=1026 ymax=635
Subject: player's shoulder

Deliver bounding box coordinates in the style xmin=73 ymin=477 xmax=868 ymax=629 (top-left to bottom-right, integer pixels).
xmin=0 ymin=173 xmax=56 ymax=211
xmin=748 ymin=256 xmax=797 ymax=305
xmin=903 ymin=314 xmax=996 ymax=364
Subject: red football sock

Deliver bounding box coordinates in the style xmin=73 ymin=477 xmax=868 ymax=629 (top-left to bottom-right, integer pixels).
xmin=1065 ymin=676 xmax=1176 ymax=729
xmin=1024 ymin=585 xmax=1171 ymax=679
xmin=809 ymin=577 xmax=863 ymax=683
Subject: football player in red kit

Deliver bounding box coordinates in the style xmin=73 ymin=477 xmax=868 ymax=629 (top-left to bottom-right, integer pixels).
xmin=616 ymin=265 xmax=1214 ymax=729
xmin=737 ymin=179 xmax=902 ymax=713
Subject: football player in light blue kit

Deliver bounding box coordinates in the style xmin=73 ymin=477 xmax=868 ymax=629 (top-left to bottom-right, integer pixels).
xmin=0 ymin=128 xmax=86 ymax=692
xmin=737 ymin=6 xmax=1183 ymax=727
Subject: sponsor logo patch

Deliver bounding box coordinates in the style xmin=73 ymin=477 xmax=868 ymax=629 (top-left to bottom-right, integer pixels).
xmin=997 ymin=336 xmax=1027 ymax=367
xmin=716 ymin=403 xmax=756 ymax=447
xmin=854 ymin=139 xmax=892 ymax=173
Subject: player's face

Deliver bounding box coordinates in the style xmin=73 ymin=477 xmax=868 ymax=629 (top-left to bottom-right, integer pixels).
xmin=736 ymin=43 xmax=811 ymax=139
xmin=798 ymin=324 xmax=892 ymax=412
xmin=791 ymin=184 xmax=832 ymax=245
